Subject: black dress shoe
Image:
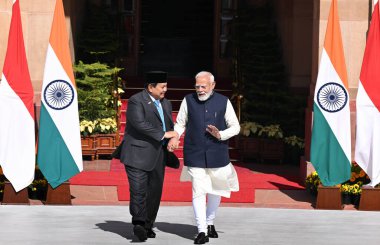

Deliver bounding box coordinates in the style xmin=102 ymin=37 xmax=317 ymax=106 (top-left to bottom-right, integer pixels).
xmin=194 ymin=232 xmax=209 ymax=244
xmin=133 ymin=225 xmax=147 ymax=241
xmin=146 ymin=228 xmax=156 ymax=238
xmin=207 ymin=225 xmax=218 ymax=238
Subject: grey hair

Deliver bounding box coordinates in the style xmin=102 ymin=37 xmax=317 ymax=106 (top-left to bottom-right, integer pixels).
xmin=195 ymin=71 xmax=215 ymax=83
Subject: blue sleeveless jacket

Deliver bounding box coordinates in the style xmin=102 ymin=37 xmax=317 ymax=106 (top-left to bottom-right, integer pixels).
xmin=184 ymin=92 xmax=230 ymax=168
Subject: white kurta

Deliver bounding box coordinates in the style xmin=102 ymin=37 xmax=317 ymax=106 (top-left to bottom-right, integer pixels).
xmin=175 ymin=96 xmax=240 ymax=198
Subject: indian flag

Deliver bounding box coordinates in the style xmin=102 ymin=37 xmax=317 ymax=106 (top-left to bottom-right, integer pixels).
xmin=0 ymin=0 xmax=35 ymax=192
xmin=310 ymin=0 xmax=351 ymax=186
xmin=355 ymin=2 xmax=380 ymax=187
xmin=37 ymin=0 xmax=83 ymax=188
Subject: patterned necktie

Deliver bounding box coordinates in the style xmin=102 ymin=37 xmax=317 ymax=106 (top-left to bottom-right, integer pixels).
xmin=154 ymin=100 xmax=166 ymax=132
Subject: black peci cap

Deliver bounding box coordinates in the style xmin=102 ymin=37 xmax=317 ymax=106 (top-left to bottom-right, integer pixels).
xmin=145 ymin=71 xmax=168 ymax=84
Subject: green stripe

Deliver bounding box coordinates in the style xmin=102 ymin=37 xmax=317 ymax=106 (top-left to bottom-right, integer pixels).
xmin=37 ymin=104 xmax=80 ymax=189
xmin=310 ymin=103 xmax=351 ymax=186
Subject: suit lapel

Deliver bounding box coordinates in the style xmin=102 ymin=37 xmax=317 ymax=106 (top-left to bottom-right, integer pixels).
xmin=162 ymin=100 xmax=173 ymax=125
xmin=142 ymin=90 xmax=172 ymax=130
xmin=142 ymin=90 xmax=161 ymax=120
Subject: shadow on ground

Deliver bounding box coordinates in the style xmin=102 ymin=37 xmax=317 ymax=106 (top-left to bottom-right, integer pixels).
xmin=95 ymin=221 xmax=134 ymax=241
xmin=155 ymin=222 xmax=197 ymax=240
xmin=96 ymin=220 xmax=197 ymax=241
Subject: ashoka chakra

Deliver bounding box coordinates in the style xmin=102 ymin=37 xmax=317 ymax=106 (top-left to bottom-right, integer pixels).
xmin=317 ymin=82 xmax=347 ymax=112
xmin=43 ymin=80 xmax=74 ymax=110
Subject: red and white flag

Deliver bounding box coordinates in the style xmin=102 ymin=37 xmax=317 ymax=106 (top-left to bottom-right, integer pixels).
xmin=0 ymin=0 xmax=35 ymax=192
xmin=355 ymin=2 xmax=380 ymax=187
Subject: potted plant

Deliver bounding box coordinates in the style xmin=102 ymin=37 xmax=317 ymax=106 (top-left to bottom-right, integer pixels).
xmin=74 ymin=61 xmax=122 ymax=159
xmin=74 ymin=61 xmax=121 ymax=121
xmin=340 ymin=182 xmax=362 ymax=207
xmin=307 ymin=162 xmax=371 ymax=208
xmin=350 ymin=183 xmax=362 ymax=207
xmin=28 ymin=179 xmax=48 ymax=201
xmin=93 ymin=117 xmax=117 ymax=135
xmin=93 ymin=117 xmax=118 ymax=159
xmin=79 ymin=120 xmax=97 ymax=160
xmin=79 ymin=118 xmax=118 ymax=160
xmin=305 ymin=171 xmax=320 ymax=196
xmin=233 ymin=2 xmax=307 ymax=161
xmin=341 ymin=162 xmax=369 ymax=207
xmin=240 ymin=121 xmax=263 ymax=137
xmin=73 ymin=0 xmax=125 ymax=160
xmin=258 ymin=124 xmax=284 ymax=163
xmin=238 ymin=122 xmax=285 ymax=163
xmin=80 ymin=120 xmax=96 ymax=137
xmin=340 ymin=183 xmax=351 ymax=204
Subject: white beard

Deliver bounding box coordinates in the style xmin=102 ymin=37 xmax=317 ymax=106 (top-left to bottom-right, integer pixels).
xmin=197 ymin=91 xmax=213 ymax=101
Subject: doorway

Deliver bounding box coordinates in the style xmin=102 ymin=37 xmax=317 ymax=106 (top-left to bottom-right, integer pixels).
xmin=139 ymin=0 xmax=214 ymax=77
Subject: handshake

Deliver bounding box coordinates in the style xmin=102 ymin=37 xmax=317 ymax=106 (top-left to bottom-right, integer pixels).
xmin=164 ymin=131 xmax=180 ymax=152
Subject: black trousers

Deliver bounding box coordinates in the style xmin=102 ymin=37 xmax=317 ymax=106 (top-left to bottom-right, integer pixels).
xmin=125 ymin=149 xmax=166 ymax=228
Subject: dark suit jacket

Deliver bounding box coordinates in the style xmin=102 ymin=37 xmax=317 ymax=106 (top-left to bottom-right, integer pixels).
xmin=120 ymin=90 xmax=174 ymax=171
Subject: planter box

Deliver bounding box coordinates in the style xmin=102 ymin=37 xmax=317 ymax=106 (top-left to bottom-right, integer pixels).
xmin=95 ymin=134 xmax=116 ymax=159
xmin=81 ymin=136 xmax=96 ymax=160
xmin=238 ymin=136 xmax=284 ymax=163
xmin=2 ymin=181 xmax=29 ymax=204
xmin=284 ymin=144 xmax=303 ymax=165
xmin=81 ymin=134 xmax=117 ymax=160
xmin=259 ymin=138 xmax=284 ymax=163
xmin=238 ymin=136 xmax=260 ymax=162
xmin=316 ymin=185 xmax=343 ymax=210
xmin=45 ymin=181 xmax=71 ymax=205
xmin=359 ymin=186 xmax=380 ymax=211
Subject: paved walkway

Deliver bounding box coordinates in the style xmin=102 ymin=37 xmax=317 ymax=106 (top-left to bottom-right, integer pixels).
xmin=1 ymin=160 xmax=377 ymax=244
xmin=0 ymin=205 xmax=379 ymax=244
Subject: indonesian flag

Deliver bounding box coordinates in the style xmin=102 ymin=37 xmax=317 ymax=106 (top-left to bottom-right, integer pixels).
xmin=0 ymin=0 xmax=35 ymax=192
xmin=37 ymin=0 xmax=83 ymax=188
xmin=310 ymin=0 xmax=351 ymax=186
xmin=355 ymin=2 xmax=380 ymax=187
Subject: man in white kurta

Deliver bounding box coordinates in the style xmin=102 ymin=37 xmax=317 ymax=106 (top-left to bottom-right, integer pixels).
xmin=169 ymin=71 xmax=240 ymax=244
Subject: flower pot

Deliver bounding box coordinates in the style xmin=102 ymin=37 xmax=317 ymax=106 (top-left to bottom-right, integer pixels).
xmin=259 ymin=138 xmax=284 ymax=163
xmin=358 ymin=186 xmax=380 ymax=211
xmin=95 ymin=134 xmax=117 ymax=159
xmin=28 ymin=189 xmax=38 ymax=200
xmin=351 ymin=194 xmax=361 ymax=207
xmin=342 ymin=193 xmax=351 ymax=205
xmin=81 ymin=136 xmax=96 ymax=160
xmin=284 ymin=144 xmax=303 ymax=165
xmin=238 ymin=136 xmax=260 ymax=162
xmin=306 ymin=182 xmax=318 ymax=196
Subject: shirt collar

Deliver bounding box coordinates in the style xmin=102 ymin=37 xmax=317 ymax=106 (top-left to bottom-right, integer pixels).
xmin=147 ymin=92 xmax=159 ymax=103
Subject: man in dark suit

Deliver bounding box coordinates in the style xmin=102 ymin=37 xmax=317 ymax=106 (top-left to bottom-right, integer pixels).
xmin=120 ymin=71 xmax=178 ymax=241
